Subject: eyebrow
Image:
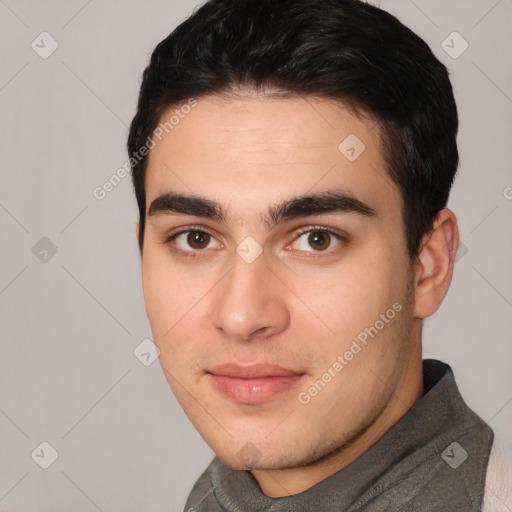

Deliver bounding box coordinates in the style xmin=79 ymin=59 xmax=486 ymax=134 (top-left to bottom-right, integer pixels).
xmin=147 ymin=189 xmax=377 ymax=227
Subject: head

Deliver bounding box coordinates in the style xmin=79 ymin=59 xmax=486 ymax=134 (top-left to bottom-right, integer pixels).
xmin=128 ymin=0 xmax=460 ymax=488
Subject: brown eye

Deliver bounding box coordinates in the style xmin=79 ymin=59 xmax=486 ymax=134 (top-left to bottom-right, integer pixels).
xmin=187 ymin=231 xmax=211 ymax=249
xmin=165 ymin=228 xmax=222 ymax=257
xmin=307 ymin=231 xmax=331 ymax=251
xmin=289 ymin=228 xmax=344 ymax=253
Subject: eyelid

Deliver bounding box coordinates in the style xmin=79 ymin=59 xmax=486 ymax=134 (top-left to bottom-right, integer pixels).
xmin=165 ymin=224 xmax=219 ymax=241
xmin=293 ymin=224 xmax=348 ymax=241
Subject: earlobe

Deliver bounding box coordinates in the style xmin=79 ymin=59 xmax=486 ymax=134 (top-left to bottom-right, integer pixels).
xmin=413 ymin=209 xmax=459 ymax=319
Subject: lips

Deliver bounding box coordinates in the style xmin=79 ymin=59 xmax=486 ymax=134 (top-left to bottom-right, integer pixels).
xmin=207 ymin=363 xmax=305 ymax=404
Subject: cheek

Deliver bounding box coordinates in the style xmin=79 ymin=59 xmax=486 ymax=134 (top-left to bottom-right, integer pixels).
xmin=142 ymin=252 xmax=173 ymax=331
xmin=288 ymin=250 xmax=410 ymax=388
xmin=141 ymin=248 xmax=213 ymax=371
xmin=141 ymin=248 xmax=196 ymax=340
xmin=291 ymin=257 xmax=398 ymax=342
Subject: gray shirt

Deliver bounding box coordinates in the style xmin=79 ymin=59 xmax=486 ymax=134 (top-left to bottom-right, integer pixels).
xmin=184 ymin=359 xmax=493 ymax=511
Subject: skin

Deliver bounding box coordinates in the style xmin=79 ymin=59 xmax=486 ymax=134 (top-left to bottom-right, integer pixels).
xmin=139 ymin=92 xmax=459 ymax=497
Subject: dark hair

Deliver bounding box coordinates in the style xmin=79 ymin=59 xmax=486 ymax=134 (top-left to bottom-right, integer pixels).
xmin=128 ymin=0 xmax=459 ymax=258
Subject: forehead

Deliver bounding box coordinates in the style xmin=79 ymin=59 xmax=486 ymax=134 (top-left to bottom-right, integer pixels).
xmin=145 ymin=94 xmax=401 ymax=227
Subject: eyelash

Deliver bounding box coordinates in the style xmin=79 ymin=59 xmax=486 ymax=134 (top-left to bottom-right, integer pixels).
xmin=162 ymin=224 xmax=348 ymax=259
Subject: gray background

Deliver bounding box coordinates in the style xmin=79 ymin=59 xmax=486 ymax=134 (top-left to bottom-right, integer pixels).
xmin=0 ymin=0 xmax=511 ymax=510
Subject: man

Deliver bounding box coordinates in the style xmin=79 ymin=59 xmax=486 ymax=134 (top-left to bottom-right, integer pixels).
xmin=127 ymin=0 xmax=496 ymax=510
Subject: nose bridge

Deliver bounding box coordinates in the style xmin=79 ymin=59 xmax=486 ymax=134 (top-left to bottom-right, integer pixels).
xmin=231 ymin=251 xmax=263 ymax=294
xmin=211 ymin=250 xmax=289 ymax=340
xmin=222 ymin=251 xmax=268 ymax=317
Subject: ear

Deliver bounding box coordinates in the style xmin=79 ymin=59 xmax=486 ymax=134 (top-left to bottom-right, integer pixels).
xmin=413 ymin=208 xmax=459 ymax=319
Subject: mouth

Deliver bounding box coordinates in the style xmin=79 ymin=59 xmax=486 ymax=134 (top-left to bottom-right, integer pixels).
xmin=206 ymin=363 xmax=306 ymax=404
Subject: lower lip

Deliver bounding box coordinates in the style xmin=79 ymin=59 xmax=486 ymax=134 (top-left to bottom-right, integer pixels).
xmin=208 ymin=374 xmax=304 ymax=404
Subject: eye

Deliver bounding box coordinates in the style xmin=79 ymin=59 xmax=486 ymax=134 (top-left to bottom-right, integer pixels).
xmin=166 ymin=229 xmax=222 ymax=254
xmin=289 ymin=228 xmax=345 ymax=253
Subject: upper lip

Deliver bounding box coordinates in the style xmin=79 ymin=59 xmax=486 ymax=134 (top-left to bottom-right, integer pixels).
xmin=208 ymin=363 xmax=303 ymax=378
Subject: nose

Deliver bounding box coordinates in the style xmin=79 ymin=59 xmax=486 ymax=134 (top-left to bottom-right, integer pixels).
xmin=211 ymin=249 xmax=290 ymax=342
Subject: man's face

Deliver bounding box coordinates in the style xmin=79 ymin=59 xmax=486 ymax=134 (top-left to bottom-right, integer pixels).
xmin=141 ymin=93 xmax=419 ymax=472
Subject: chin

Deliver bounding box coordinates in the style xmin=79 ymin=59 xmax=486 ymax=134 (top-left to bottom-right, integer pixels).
xmin=211 ymin=436 xmax=302 ymax=471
